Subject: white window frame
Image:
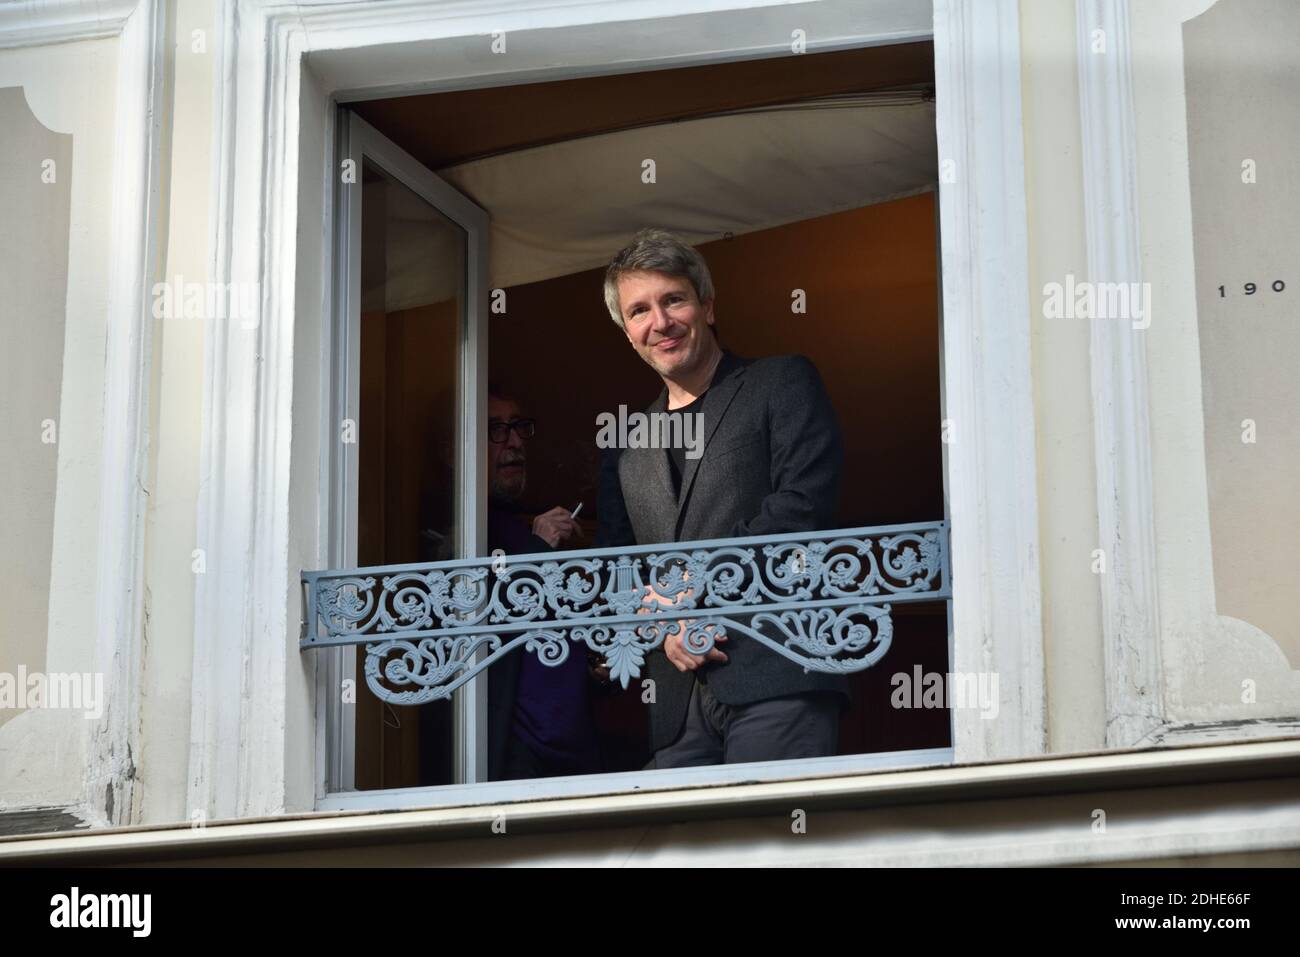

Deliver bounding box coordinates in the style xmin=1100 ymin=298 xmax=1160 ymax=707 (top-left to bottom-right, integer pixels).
xmin=184 ymin=0 xmax=1047 ymax=819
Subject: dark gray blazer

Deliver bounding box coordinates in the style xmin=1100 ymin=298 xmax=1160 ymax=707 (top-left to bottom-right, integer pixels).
xmin=597 ymin=350 xmax=848 ymax=753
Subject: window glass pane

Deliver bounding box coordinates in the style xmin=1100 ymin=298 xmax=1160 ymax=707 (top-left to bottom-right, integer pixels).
xmin=355 ymin=157 xmax=467 ymax=790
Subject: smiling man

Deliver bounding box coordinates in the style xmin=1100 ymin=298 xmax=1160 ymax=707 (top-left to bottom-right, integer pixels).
xmin=597 ymin=227 xmax=849 ymax=768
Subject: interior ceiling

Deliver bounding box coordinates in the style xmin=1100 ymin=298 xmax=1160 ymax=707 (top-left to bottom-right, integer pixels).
xmin=352 ymin=42 xmax=933 ymax=168
xmin=355 ymin=42 xmax=938 ymax=305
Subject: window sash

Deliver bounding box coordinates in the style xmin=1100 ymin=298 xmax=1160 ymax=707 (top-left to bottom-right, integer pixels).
xmin=324 ymin=110 xmax=490 ymax=791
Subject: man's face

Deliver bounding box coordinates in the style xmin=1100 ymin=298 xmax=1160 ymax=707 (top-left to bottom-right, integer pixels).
xmin=617 ymin=270 xmax=716 ymax=381
xmin=487 ymin=395 xmax=526 ymax=503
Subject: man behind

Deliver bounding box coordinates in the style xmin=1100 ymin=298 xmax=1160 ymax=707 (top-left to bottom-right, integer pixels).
xmin=597 ymin=228 xmax=848 ymax=768
xmin=483 ymin=389 xmax=600 ymax=780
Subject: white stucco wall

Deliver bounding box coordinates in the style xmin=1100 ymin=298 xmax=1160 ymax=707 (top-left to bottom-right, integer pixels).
xmin=1131 ymin=0 xmax=1300 ymax=723
xmin=1181 ymin=0 xmax=1300 ymax=670
xmin=0 ymin=84 xmax=71 ymax=732
xmin=0 ymin=36 xmax=119 ymax=811
xmin=1016 ymin=0 xmax=1299 ymax=749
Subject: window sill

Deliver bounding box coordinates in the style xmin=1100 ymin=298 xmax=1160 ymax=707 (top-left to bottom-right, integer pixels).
xmin=2 ymin=737 xmax=1298 ymax=866
xmin=319 ymin=746 xmax=955 ymax=813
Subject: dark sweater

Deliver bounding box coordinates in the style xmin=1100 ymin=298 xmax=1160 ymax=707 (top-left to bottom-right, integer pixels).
xmin=487 ymin=505 xmax=598 ymax=776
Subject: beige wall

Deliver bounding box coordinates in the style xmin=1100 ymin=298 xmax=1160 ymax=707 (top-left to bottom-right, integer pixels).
xmin=1183 ymin=0 xmax=1300 ymax=669
xmin=0 ymin=86 xmax=71 ymax=731
xmin=1017 ymin=0 xmax=1300 ymax=745
xmin=1132 ymin=0 xmax=1300 ymax=722
xmin=0 ymin=36 xmax=118 ymax=809
xmin=0 ymin=0 xmax=223 ymax=824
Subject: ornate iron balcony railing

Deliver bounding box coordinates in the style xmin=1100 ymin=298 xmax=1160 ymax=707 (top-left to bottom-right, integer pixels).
xmin=300 ymin=521 xmax=949 ymax=706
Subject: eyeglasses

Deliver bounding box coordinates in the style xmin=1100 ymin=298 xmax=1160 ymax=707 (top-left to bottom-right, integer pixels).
xmin=488 ymin=418 xmax=536 ymax=444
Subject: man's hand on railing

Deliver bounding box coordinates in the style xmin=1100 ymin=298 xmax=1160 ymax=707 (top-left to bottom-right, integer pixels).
xmin=640 ymin=579 xmax=728 ymax=673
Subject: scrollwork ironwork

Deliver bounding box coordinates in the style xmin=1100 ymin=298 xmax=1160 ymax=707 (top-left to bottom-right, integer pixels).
xmin=302 ymin=522 xmax=949 ymax=703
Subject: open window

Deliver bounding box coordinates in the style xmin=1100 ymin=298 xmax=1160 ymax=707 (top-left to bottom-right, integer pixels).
xmin=305 ymin=42 xmax=953 ymax=804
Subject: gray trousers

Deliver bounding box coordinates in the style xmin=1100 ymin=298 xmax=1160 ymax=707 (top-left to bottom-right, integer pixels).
xmin=647 ymin=679 xmax=840 ymax=769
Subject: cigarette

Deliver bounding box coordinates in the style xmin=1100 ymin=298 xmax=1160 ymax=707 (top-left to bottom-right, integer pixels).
xmin=570 ymin=502 xmax=584 ymax=519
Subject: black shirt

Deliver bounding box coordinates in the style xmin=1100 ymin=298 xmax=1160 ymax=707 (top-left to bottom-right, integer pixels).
xmin=666 ymin=390 xmax=708 ymax=497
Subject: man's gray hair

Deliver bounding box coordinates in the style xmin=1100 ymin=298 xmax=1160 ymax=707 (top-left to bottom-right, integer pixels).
xmin=602 ymin=228 xmax=716 ymax=330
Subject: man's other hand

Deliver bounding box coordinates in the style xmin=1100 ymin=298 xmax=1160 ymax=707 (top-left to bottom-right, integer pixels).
xmin=640 ymin=580 xmax=728 ymax=673
xmin=532 ymin=506 xmax=583 ymax=548
xmin=663 ymin=626 xmax=729 ymax=672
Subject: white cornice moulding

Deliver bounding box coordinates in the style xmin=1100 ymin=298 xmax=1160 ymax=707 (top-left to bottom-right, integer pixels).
xmin=0 ymin=0 xmax=139 ymax=48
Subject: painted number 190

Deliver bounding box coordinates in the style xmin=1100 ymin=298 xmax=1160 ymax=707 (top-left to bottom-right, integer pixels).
xmin=1218 ymin=280 xmax=1286 ymax=296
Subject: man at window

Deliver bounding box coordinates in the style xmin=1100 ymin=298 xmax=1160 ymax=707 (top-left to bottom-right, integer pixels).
xmin=597 ymin=228 xmax=848 ymax=768
xmin=483 ymin=389 xmax=600 ymax=780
